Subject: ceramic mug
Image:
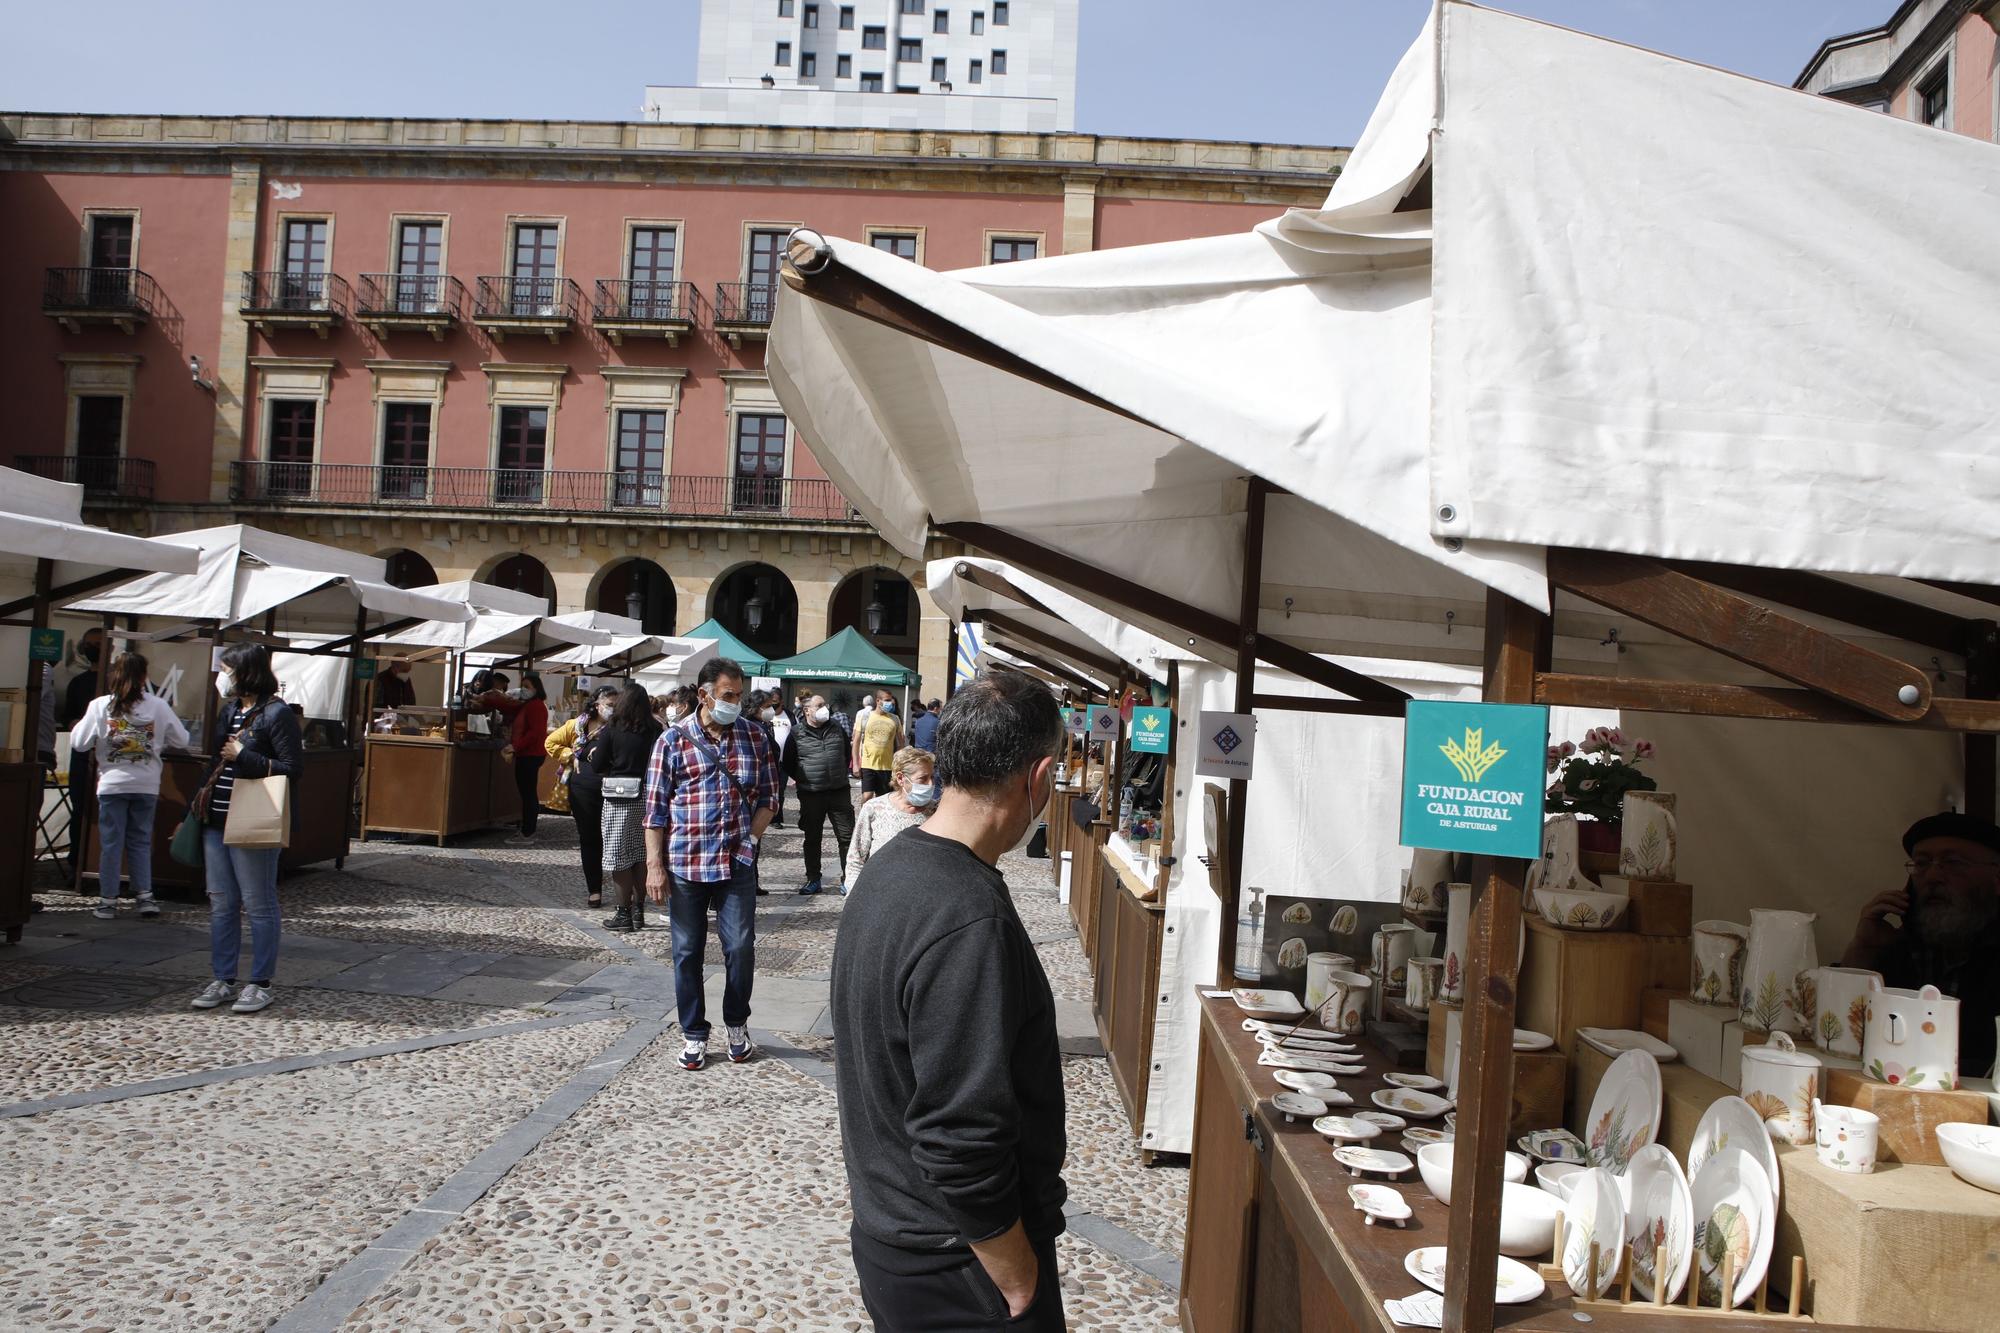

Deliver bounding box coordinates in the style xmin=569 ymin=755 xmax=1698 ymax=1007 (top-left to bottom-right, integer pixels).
xmin=1691 ymin=920 xmax=1749 ymax=1007
xmin=1812 ymin=1099 xmax=1879 ymax=1174
xmin=1371 ymin=923 xmax=1420 ymax=988
xmin=1405 ymin=957 xmax=1444 ymax=1011
xmin=1740 ymin=1031 xmax=1821 ymax=1145
xmin=1317 ymin=969 xmax=1373 ymax=1035
xmin=1803 ymin=966 xmax=1882 ymax=1059
xmin=1442 ymin=883 xmax=1473 ymax=1003
xmin=1304 ymin=952 xmax=1345 ymax=1013
xmin=1864 ymin=983 xmax=1960 ymax=1090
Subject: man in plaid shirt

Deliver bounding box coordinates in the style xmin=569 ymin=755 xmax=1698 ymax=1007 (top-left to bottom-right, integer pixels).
xmin=643 ymin=656 xmax=780 ymax=1070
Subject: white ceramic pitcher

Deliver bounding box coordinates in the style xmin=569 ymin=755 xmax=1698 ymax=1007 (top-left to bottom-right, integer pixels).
xmin=1739 ymin=909 xmax=1817 ymax=1035
xmin=1863 ymin=984 xmax=1960 ymax=1090
xmin=1619 ymin=791 xmax=1679 ymax=880
xmin=1371 ymin=922 xmax=1419 ymax=988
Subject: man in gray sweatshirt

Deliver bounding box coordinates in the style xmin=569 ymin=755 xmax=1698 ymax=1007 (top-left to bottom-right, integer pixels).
xmin=831 ymin=670 xmax=1067 ymax=1330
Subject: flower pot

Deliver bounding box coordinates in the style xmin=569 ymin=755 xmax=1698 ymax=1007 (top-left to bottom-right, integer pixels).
xmin=1577 ymin=819 xmax=1621 ymax=855
xmin=1738 ymin=908 xmax=1817 ymax=1035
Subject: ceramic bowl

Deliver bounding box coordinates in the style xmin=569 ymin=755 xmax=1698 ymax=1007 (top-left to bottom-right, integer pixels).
xmin=1314 ymin=1115 xmax=1382 ymax=1144
xmin=1417 ymin=1142 xmax=1528 ymax=1205
xmin=1537 ymin=886 xmax=1628 ymax=931
xmin=1498 ymin=1181 xmax=1562 ymax=1256
xmin=1535 ymin=1161 xmax=1584 ymax=1199
xmin=1275 ymin=1069 xmax=1339 ymax=1096
xmin=1937 ymin=1123 xmax=2000 ymax=1193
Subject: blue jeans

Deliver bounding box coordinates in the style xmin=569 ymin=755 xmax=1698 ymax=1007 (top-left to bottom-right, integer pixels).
xmin=203 ymin=826 xmax=282 ymax=986
xmin=97 ymin=792 xmax=158 ymax=902
xmin=668 ymin=861 xmax=757 ymax=1041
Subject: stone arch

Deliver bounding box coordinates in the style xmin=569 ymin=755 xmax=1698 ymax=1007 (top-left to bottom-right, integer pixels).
xmin=376 ymin=548 xmax=438 ymax=590
xmin=708 ymin=561 xmax=799 ymax=661
xmin=591 ymin=557 xmax=676 ymax=635
xmin=479 ymin=552 xmax=557 ymax=607
xmin=828 ymin=566 xmax=920 ymax=670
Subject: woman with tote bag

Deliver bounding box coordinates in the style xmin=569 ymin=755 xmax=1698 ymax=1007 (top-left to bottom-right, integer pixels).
xmin=190 ymin=643 xmax=301 ymax=1015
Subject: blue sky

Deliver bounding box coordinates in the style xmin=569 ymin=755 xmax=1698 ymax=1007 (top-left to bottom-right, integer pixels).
xmin=2 ymin=1 xmax=1894 ymax=145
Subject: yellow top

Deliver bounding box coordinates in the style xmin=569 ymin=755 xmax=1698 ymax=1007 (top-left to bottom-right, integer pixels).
xmin=861 ymin=710 xmax=899 ymax=770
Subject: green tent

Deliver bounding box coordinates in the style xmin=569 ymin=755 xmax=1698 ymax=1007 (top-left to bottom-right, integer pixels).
xmin=768 ymin=626 xmax=918 ymax=688
xmin=680 ymin=617 xmax=773 ymax=677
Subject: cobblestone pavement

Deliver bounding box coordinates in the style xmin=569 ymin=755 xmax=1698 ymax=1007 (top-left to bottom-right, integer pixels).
xmin=4 ymin=797 xmax=1187 ymax=1330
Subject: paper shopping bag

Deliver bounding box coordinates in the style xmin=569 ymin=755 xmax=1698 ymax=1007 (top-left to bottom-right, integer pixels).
xmin=223 ymin=775 xmax=291 ymax=848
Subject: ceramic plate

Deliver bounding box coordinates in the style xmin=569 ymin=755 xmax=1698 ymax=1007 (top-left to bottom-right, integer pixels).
xmin=1578 ymin=1027 xmax=1681 ymax=1062
xmin=1688 ymin=1096 xmax=1781 ymax=1206
xmin=1560 ymin=1167 xmax=1626 ymax=1298
xmin=1517 ymin=1129 xmax=1589 ymax=1164
xmin=1258 ymin=1050 xmax=1366 ymax=1075
xmin=1402 ymin=1125 xmax=1454 ymax=1146
xmin=1314 ymin=1115 xmax=1381 ymax=1143
xmin=1689 ymin=1147 xmax=1775 ymax=1309
xmin=1274 ymin=1069 xmax=1338 ymax=1096
xmin=1242 ymin=1017 xmax=1336 ymax=1036
xmin=1513 ymin=1029 xmax=1555 ymax=1052
xmin=1270 ymin=1091 xmax=1328 ymax=1120
xmin=1231 ymin=988 xmax=1305 ymax=1018
xmin=1349 ymin=1183 xmax=1412 ymax=1223
xmin=1256 ymin=1028 xmax=1356 ymax=1052
xmin=1332 ymin=1146 xmax=1414 ymax=1176
xmin=1372 ymin=1088 xmax=1452 ymax=1119
xmin=1624 ymin=1144 xmax=1694 ymax=1304
xmin=1582 ymin=1049 xmax=1662 ymax=1173
xmin=1355 ymin=1110 xmax=1407 ymax=1132
xmin=1403 ymin=1247 xmax=1546 ymax=1305
xmin=1384 ymin=1073 xmax=1446 ymax=1092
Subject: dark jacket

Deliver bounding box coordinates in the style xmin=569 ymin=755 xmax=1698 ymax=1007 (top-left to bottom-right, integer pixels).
xmin=788 ymin=717 xmax=852 ymax=793
xmin=831 ymin=828 xmax=1067 ymax=1256
xmin=581 ymin=721 xmax=661 ymax=781
xmin=200 ymin=696 xmax=303 ymax=827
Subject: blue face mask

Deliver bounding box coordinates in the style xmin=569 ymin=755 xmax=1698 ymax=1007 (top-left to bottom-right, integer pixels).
xmin=707 ymin=695 xmax=742 ymax=727
xmin=907 ymin=781 xmax=937 ymax=806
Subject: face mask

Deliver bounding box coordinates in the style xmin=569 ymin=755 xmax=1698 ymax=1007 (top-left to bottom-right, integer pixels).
xmin=761 ymin=708 xmax=777 ymax=722
xmin=665 ymin=706 xmax=681 ymax=722
xmin=1008 ymin=768 xmax=1052 ymax=854
xmin=707 ymin=694 xmax=742 ymax=727
xmin=812 ymin=706 xmax=831 ymax=725
xmin=510 ymin=687 xmax=531 ymax=700
xmin=880 ymin=701 xmax=894 ymax=715
xmin=597 ymin=703 xmax=615 ymax=720
xmin=907 ymin=781 xmax=937 ymax=806
xmin=216 ymin=671 xmax=235 ymax=698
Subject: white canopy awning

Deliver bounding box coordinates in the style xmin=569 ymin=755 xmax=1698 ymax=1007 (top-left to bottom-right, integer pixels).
xmin=0 ymin=466 xmax=199 ymax=586
xmin=544 ymin=633 xmax=720 ymax=683
xmin=369 ymin=581 xmax=608 ymax=659
xmin=926 ymin=556 xmax=1186 ymax=688
xmin=770 ymin=1 xmax=2000 ymax=686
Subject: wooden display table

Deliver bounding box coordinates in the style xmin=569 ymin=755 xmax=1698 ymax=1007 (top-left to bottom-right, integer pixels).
xmin=359 ymin=736 xmax=518 ymax=845
xmin=1092 ymin=840 xmax=1165 ymax=1142
xmin=1182 ymin=995 xmax=1883 ymax=1333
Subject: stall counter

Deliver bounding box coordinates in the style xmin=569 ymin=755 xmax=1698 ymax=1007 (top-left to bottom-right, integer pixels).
xmin=360 ymin=735 xmax=519 ymax=845
xmin=1093 ymin=839 xmax=1166 ymax=1144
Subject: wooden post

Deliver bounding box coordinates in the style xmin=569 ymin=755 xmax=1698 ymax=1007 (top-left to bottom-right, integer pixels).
xmin=1965 ymin=619 xmax=1998 ymax=821
xmin=1441 ymin=589 xmax=1550 ymax=1333
xmin=1217 ymin=479 xmax=1268 ymax=986
xmin=20 ymin=561 xmax=52 ymax=762
xmin=345 ymin=605 xmax=369 ymax=744
xmin=1157 ymin=661 xmax=1180 ymax=897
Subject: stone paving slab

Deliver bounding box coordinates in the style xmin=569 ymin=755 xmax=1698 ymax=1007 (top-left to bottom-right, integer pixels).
xmin=428 ymin=974 xmax=584 ymax=1009
xmin=311 ymin=949 xmax=511 ymax=998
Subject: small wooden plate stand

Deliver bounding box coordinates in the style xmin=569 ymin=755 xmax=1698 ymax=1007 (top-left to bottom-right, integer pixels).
xmin=1541 ymin=1211 xmax=1813 ymax=1321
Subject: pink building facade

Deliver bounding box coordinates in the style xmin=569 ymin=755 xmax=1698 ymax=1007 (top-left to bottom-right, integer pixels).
xmin=1797 ymin=1 xmax=2000 ymax=141
xmin=0 ymin=116 xmax=1339 ymax=690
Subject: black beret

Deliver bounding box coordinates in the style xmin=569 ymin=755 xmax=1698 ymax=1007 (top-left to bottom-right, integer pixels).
xmin=1902 ymin=812 xmax=2000 ymax=857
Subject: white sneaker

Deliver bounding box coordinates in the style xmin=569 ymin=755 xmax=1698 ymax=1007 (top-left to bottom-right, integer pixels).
xmin=230 ymin=984 xmax=274 ymax=1014
xmin=726 ymin=1026 xmax=754 ymax=1063
xmin=92 ymin=901 xmax=117 ymax=919
xmin=136 ymin=896 xmax=161 ymax=918
xmin=191 ymin=980 xmax=237 ymax=1010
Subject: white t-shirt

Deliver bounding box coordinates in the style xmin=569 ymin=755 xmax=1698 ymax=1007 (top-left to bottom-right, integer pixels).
xmin=68 ymin=693 xmax=191 ymax=797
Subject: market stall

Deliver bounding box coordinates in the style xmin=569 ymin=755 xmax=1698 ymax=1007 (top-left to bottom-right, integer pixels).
xmin=768 ymin=627 xmax=918 ymax=717
xmin=0 ymin=466 xmax=199 ymax=938
xmin=767 ymin=5 xmax=2000 ymax=1328
xmin=63 ymin=526 xmax=473 ymax=888
xmin=669 ymin=618 xmax=771 ymax=679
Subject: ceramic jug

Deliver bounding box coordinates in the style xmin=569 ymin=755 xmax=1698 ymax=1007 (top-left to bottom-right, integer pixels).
xmin=1692 ymin=920 xmax=1749 ymax=1007
xmin=1803 ymin=966 xmax=1882 ymax=1059
xmin=1526 ymin=814 xmax=1585 ymax=911
xmin=1740 ymin=1031 xmax=1821 ymax=1145
xmin=1738 ymin=909 xmax=1817 ymax=1034
xmin=1619 ymin=791 xmax=1679 ymax=880
xmin=1405 ymin=957 xmax=1444 ymax=1011
xmin=1304 ymin=952 xmax=1348 ymax=1013
xmin=1317 ymin=969 xmax=1373 ymax=1035
xmin=1406 ymin=849 xmax=1452 ymax=915
xmin=1812 ymin=1099 xmax=1879 ymax=1174
xmin=1370 ymin=922 xmax=1420 ymax=988
xmin=1863 ymin=983 xmax=1960 ymax=1090
xmin=1442 ymin=883 xmax=1472 ymax=1003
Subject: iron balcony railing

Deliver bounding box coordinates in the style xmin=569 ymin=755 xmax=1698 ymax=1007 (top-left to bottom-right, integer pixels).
xmin=241 ymin=270 xmax=351 ymax=317
xmin=43 ymin=266 xmax=162 ymax=317
xmin=714 ymin=281 xmax=777 ymax=326
xmin=355 ymin=272 xmax=468 ymax=320
xmin=592 ymin=279 xmax=697 ymax=324
xmin=15 ymin=453 xmax=156 ymax=501
xmin=473 ymin=275 xmax=582 ymax=322
xmin=230 ymin=462 xmax=859 ymax=521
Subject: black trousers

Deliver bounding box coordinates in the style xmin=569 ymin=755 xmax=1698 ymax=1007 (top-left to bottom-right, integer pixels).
xmin=569 ymin=784 xmax=603 ymax=897
xmin=851 ymin=1228 xmax=1064 ymax=1332
xmin=797 ymin=786 xmax=855 ymax=884
xmin=513 ymin=755 xmax=545 ymax=834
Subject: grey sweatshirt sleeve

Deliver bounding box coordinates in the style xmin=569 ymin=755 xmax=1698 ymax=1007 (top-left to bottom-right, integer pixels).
xmin=899 ymin=917 xmax=1025 ymax=1244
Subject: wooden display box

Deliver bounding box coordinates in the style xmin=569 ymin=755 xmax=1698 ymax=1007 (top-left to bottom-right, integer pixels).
xmin=1823 ymin=1067 xmax=1990 ymax=1167
xmin=1519 ymin=916 xmax=1690 ymax=1058
xmin=1600 ymin=874 xmax=1694 ymax=937
xmin=1641 ymin=986 xmax=1681 ymax=1044
xmin=1424 ymin=1002 xmax=1565 ymax=1136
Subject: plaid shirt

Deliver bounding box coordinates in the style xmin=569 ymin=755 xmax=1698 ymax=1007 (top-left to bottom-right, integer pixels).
xmin=644 ymin=712 xmax=780 ymax=883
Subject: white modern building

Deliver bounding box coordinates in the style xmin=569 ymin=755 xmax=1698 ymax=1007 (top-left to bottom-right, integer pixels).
xmin=645 ymin=0 xmax=1081 ymax=131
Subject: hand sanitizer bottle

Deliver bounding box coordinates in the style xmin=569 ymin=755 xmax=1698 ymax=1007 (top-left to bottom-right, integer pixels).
xmin=1234 ymin=885 xmax=1266 ymax=982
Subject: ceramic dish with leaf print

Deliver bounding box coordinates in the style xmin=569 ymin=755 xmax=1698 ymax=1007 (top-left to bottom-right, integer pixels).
xmin=1314 ymin=1115 xmax=1382 ymax=1144
xmin=1517 ymin=1128 xmax=1589 ymax=1163
xmin=1384 ymin=1072 xmax=1447 ymax=1092
xmin=1513 ymin=1029 xmax=1555 ymax=1052
xmin=1688 ymin=1096 xmax=1781 ymax=1206
xmin=1349 ymin=1183 xmax=1412 ymax=1226
xmin=1256 ymin=1029 xmax=1356 ymax=1054
xmin=1583 ymin=1049 xmax=1662 ymax=1173
xmin=1332 ymin=1145 xmax=1414 ymax=1177
xmin=1242 ymin=1017 xmax=1342 ymax=1037
xmin=1402 ymin=1125 xmax=1454 ymax=1147
xmin=1624 ymin=1144 xmax=1694 ymax=1304
xmin=1560 ymin=1167 xmax=1626 ymax=1297
xmin=1356 ymin=1110 xmax=1407 ymax=1132
xmin=1274 ymin=1069 xmax=1338 ymax=1096
xmin=1688 ymin=1147 xmax=1774 ymax=1309
xmin=1231 ymin=988 xmax=1305 ymax=1019
xmin=1577 ymin=1028 xmax=1680 ymax=1062
xmin=1403 ymin=1248 xmax=1546 ymax=1304
xmin=1270 ymin=1091 xmax=1329 ymax=1122
xmin=1372 ymin=1088 xmax=1452 ymax=1119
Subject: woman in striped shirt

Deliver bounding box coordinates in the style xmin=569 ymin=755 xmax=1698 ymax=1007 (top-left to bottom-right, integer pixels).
xmin=190 ymin=643 xmax=301 ymax=1015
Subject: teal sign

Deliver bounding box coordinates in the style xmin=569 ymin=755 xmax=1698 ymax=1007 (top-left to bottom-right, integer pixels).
xmin=355 ymin=658 xmax=379 ymax=681
xmin=1129 ymin=706 xmax=1172 ymax=754
xmin=1400 ymin=700 xmax=1549 ymax=859
xmin=28 ymin=628 xmax=64 ymax=663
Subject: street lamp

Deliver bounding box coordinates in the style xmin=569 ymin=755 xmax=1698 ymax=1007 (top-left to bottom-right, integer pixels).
xmin=625 ymin=578 xmax=644 ymax=624
xmin=745 ymin=591 xmax=767 ymax=634
xmin=866 ymin=597 xmax=886 ymax=637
